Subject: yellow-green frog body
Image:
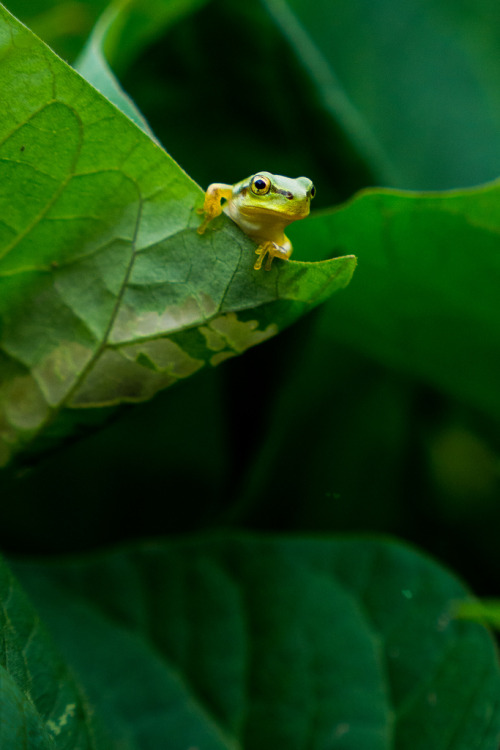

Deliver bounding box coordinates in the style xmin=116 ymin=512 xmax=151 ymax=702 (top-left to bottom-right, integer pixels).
xmin=197 ymin=171 xmax=315 ymax=270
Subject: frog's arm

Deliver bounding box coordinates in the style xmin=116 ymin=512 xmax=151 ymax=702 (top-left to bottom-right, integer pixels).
xmin=197 ymin=183 xmax=233 ymax=235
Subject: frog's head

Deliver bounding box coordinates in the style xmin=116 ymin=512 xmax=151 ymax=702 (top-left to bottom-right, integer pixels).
xmin=236 ymin=171 xmax=315 ymax=221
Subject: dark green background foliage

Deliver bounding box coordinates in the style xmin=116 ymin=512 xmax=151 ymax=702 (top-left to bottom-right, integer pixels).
xmin=1 ymin=0 xmax=500 ymax=747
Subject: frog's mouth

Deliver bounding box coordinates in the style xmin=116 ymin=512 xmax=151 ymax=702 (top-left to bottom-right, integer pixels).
xmin=239 ymin=203 xmax=311 ymax=220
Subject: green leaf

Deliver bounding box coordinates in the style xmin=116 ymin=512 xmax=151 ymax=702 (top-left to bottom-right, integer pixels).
xmin=82 ymin=0 xmax=211 ymax=75
xmin=0 ymin=554 xmax=110 ymax=749
xmin=226 ymin=339 xmax=415 ymax=531
xmin=74 ymin=0 xmax=157 ymax=135
xmin=13 ymin=535 xmax=500 ymax=750
xmin=0 ymin=3 xmax=356 ymax=467
xmin=290 ymin=183 xmax=500 ymax=420
xmin=74 ymin=0 xmax=210 ymax=134
xmin=262 ymin=0 xmax=500 ymax=189
xmin=3 ymin=0 xmax=105 ymax=63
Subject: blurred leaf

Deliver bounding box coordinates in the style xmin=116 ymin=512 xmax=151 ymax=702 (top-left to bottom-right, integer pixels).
xmin=0 ymin=553 xmax=110 ymax=749
xmin=290 ymin=183 xmax=500 ymax=420
xmin=0 ymin=3 xmax=356 ymax=467
xmin=75 ymin=0 xmax=210 ymax=133
xmin=262 ymin=0 xmax=500 ymax=189
xmin=4 ymin=0 xmax=106 ymax=61
xmin=93 ymin=0 xmax=210 ymax=72
xmin=14 ymin=535 xmax=500 ymax=750
xmin=427 ymin=425 xmax=500 ymax=514
xmin=227 ymin=338 xmax=415 ymax=534
xmin=74 ymin=0 xmax=156 ymax=134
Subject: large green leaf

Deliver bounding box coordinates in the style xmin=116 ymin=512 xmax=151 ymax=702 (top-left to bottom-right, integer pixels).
xmin=0 ymin=554 xmax=110 ymax=749
xmin=13 ymin=535 xmax=500 ymax=750
xmin=262 ymin=0 xmax=500 ymax=189
xmin=0 ymin=3 xmax=355 ymax=467
xmin=289 ymin=183 xmax=500 ymax=420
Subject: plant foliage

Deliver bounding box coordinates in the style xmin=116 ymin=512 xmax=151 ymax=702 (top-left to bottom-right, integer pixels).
xmin=1 ymin=0 xmax=500 ymax=747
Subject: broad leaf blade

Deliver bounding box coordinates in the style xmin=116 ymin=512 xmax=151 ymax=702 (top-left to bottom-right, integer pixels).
xmin=290 ymin=183 xmax=500 ymax=420
xmin=0 ymin=554 xmax=110 ymax=749
xmin=14 ymin=535 xmax=500 ymax=750
xmin=0 ymin=4 xmax=356 ymax=467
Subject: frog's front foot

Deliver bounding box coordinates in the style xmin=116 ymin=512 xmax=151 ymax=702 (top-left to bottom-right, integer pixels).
xmin=197 ymin=183 xmax=233 ymax=236
xmin=254 ymin=242 xmax=291 ymax=271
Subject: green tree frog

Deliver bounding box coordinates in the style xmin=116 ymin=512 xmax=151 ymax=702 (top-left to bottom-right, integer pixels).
xmin=197 ymin=171 xmax=315 ymax=270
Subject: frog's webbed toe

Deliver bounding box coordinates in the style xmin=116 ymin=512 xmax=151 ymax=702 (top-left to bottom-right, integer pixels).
xmin=197 ymin=183 xmax=233 ymax=235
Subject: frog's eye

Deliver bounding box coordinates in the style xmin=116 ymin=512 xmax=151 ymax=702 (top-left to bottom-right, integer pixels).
xmin=251 ymin=175 xmax=271 ymax=195
xmin=310 ymin=185 xmax=316 ymax=199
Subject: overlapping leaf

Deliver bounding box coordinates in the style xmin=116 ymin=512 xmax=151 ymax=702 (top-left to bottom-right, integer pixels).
xmin=0 ymin=4 xmax=355 ymax=467
xmin=13 ymin=535 xmax=500 ymax=750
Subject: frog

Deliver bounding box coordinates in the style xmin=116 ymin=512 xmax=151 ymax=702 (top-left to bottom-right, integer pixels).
xmin=197 ymin=171 xmax=315 ymax=270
